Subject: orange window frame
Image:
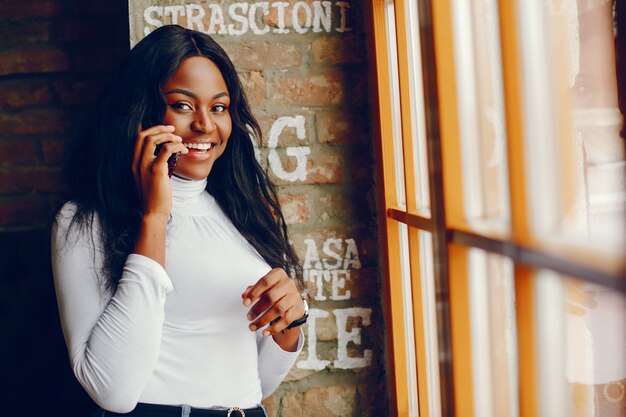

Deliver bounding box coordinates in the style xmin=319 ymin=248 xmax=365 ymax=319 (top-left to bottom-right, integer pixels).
xmin=366 ymin=0 xmax=626 ymax=416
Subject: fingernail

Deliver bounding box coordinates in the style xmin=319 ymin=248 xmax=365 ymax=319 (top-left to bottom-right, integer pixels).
xmin=166 ymin=125 xmax=175 ymax=130
xmin=249 ymin=324 xmax=257 ymax=331
xmin=262 ymin=330 xmax=270 ymax=336
xmin=247 ymin=313 xmax=253 ymax=321
xmin=243 ymin=298 xmax=251 ymax=306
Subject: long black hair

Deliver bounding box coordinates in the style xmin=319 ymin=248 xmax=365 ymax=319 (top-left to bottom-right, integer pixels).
xmin=61 ymin=25 xmax=302 ymax=290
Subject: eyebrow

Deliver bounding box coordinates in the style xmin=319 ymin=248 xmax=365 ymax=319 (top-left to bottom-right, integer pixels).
xmin=163 ymin=89 xmax=229 ymax=100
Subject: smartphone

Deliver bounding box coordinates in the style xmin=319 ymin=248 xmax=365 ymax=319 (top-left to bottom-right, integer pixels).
xmin=142 ymin=112 xmax=180 ymax=178
xmin=154 ymin=143 xmax=180 ymax=178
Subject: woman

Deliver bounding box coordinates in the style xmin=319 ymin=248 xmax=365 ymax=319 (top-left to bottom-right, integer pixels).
xmin=51 ymin=25 xmax=307 ymax=417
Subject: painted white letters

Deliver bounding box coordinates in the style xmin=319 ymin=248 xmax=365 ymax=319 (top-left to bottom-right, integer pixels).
xmin=267 ymin=115 xmax=310 ymax=182
xmin=142 ymin=1 xmax=352 ymax=36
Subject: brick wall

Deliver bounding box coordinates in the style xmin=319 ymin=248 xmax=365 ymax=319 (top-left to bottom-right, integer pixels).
xmin=0 ymin=1 xmax=131 ymax=415
xmin=0 ymin=0 xmax=130 ymax=229
xmin=0 ymin=1 xmax=388 ymax=416
xmin=130 ymin=2 xmax=387 ymax=416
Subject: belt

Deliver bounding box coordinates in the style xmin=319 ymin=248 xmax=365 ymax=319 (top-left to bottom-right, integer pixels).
xmin=103 ymin=402 xmax=266 ymax=417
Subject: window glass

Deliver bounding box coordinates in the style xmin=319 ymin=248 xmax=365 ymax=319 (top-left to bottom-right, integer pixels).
xmin=418 ymin=230 xmax=441 ymax=417
xmin=468 ymin=249 xmax=518 ymax=417
xmin=536 ymin=270 xmax=626 ymax=417
xmin=386 ymin=0 xmax=408 ymax=210
xmin=406 ymin=0 xmax=431 ymax=216
xmin=452 ymin=0 xmax=510 ymax=234
xmin=399 ymin=223 xmax=420 ymax=416
xmin=520 ymin=0 xmax=625 ymax=256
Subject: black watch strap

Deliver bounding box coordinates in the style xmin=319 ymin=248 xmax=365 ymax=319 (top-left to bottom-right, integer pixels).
xmin=286 ymin=298 xmax=309 ymax=329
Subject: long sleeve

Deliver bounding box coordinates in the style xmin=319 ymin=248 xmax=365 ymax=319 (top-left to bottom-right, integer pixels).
xmin=51 ymin=203 xmax=174 ymax=413
xmin=256 ymin=329 xmax=304 ymax=398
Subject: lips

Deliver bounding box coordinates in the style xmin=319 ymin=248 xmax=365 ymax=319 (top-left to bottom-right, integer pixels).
xmin=182 ymin=142 xmax=215 ymax=161
xmin=183 ymin=142 xmax=214 ymax=152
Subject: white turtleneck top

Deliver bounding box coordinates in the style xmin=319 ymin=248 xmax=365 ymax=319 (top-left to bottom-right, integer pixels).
xmin=51 ymin=176 xmax=303 ymax=414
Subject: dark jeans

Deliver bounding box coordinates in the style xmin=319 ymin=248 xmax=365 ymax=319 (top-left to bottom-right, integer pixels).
xmin=94 ymin=403 xmax=268 ymax=417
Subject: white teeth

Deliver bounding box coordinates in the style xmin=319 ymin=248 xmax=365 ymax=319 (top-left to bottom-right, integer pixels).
xmin=183 ymin=143 xmax=213 ymax=151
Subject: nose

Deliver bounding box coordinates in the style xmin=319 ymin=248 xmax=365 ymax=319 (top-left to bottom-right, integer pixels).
xmin=190 ymin=109 xmax=215 ymax=133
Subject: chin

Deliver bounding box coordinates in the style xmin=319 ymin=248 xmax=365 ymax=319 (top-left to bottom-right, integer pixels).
xmin=173 ymin=163 xmax=216 ymax=181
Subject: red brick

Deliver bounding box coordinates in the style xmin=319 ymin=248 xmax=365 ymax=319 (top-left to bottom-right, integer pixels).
xmin=358 ymin=382 xmax=388 ymax=417
xmin=263 ymin=0 xmax=307 ymax=29
xmin=271 ymin=71 xmax=345 ymax=107
xmin=239 ymin=71 xmax=266 ymax=106
xmin=257 ymin=114 xmax=312 ymax=148
xmin=304 ymin=150 xmax=343 ymax=184
xmin=222 ymin=42 xmax=302 ymax=71
xmin=349 ymin=152 xmax=375 ymax=187
xmin=280 ymin=391 xmax=304 ymax=417
xmin=52 ymin=77 xmax=106 ymax=105
xmin=311 ymin=35 xmax=367 ymax=64
xmin=0 ymin=140 xmax=40 ymax=165
xmin=347 ymin=69 xmax=370 ymax=106
xmin=0 ymin=20 xmax=52 ymax=45
xmin=0 ymin=109 xmax=69 ymax=135
xmin=262 ymin=0 xmax=360 ymax=33
xmin=0 ymin=167 xmax=65 ymax=195
xmin=278 ymin=192 xmax=309 ymax=224
xmin=0 ymin=196 xmax=51 ymax=227
xmin=317 ymin=192 xmax=352 ymax=222
xmin=302 ymin=385 xmax=357 ymax=417
xmin=41 ymin=138 xmax=66 ymax=165
xmin=268 ymin=148 xmax=343 ymax=185
xmin=0 ymin=48 xmax=69 ymax=76
xmin=261 ymin=396 xmax=277 ymax=417
xmin=0 ymin=80 xmax=53 ymax=111
xmin=317 ymin=111 xmax=369 ymax=145
xmin=0 ymin=0 xmax=61 ymax=19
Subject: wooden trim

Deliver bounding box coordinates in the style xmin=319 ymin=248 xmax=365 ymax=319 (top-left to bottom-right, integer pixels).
xmin=408 ymin=227 xmax=432 ymax=417
xmin=391 ymin=3 xmax=434 ymax=410
xmin=394 ymin=0 xmax=418 ymax=214
xmin=497 ymin=0 xmax=530 ymax=245
xmin=450 ymin=229 xmax=626 ymax=292
xmin=514 ymin=266 xmax=538 ymax=417
xmin=418 ymin=0 xmax=456 ymax=415
xmin=365 ymin=1 xmax=409 ymax=415
xmin=497 ymin=0 xmax=538 ymax=416
xmin=429 ymin=0 xmax=466 ymax=232
xmin=388 ymin=208 xmax=434 ymax=232
xmin=447 ymin=243 xmax=475 ymax=417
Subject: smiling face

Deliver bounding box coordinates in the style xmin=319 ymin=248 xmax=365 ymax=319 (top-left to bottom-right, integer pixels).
xmin=162 ymin=56 xmax=232 ymax=181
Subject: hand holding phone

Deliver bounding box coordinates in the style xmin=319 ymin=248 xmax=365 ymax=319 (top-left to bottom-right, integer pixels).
xmin=154 ymin=143 xmax=181 ymax=178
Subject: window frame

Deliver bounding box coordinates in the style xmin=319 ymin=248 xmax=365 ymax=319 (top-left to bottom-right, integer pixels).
xmin=365 ymin=0 xmax=626 ymax=416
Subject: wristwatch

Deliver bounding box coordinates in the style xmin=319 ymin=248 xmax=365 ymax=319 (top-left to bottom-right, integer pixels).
xmin=286 ymin=298 xmax=309 ymax=329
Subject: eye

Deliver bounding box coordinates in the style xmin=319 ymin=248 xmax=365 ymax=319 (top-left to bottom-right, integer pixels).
xmin=211 ymin=104 xmax=228 ymax=113
xmin=169 ymin=102 xmax=193 ymax=112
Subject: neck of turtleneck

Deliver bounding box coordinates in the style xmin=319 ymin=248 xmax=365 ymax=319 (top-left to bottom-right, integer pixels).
xmin=171 ymin=175 xmax=209 ymax=214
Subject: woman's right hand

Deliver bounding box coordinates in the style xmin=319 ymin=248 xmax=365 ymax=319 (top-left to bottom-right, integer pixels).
xmin=132 ymin=125 xmax=188 ymax=219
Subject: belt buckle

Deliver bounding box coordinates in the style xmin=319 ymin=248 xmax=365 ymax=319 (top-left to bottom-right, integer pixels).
xmin=226 ymin=406 xmax=245 ymax=417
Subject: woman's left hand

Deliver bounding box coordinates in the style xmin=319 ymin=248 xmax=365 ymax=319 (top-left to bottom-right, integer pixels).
xmin=242 ymin=268 xmax=304 ymax=337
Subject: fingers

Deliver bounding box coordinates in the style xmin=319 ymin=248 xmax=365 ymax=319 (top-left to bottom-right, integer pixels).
xmin=242 ymin=268 xmax=286 ymax=306
xmin=243 ymin=269 xmax=304 ymax=336
xmin=133 ymin=125 xmax=174 ymax=173
xmin=152 ymin=142 xmax=188 ymax=175
xmin=133 ymin=125 xmax=183 ymax=178
xmin=247 ymin=292 xmax=302 ymax=335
